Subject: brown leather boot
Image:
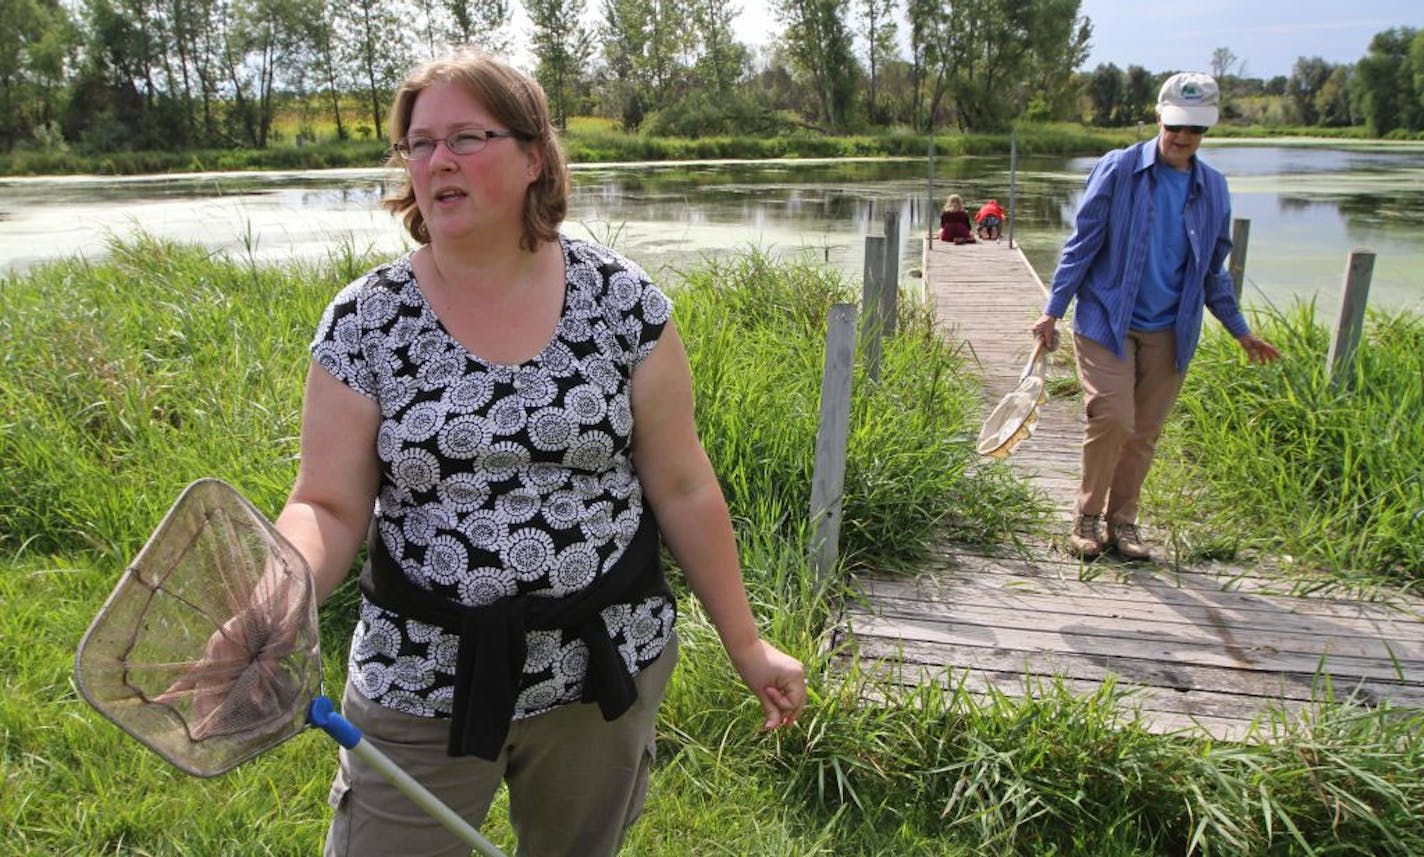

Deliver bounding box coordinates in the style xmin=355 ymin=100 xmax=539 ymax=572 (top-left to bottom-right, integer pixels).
xmin=1068 ymin=513 xmax=1105 ymax=558
xmin=1108 ymin=521 xmax=1151 ymax=561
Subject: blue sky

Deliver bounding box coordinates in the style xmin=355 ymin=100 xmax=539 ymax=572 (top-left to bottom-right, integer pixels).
xmin=729 ymin=1 xmax=1422 ymax=80
xmin=1075 ymin=0 xmax=1422 ymax=79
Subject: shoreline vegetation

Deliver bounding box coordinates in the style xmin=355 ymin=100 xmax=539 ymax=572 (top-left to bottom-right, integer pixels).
xmin=1 ymin=119 xmax=1417 ymax=179
xmin=3 ymin=241 xmax=1423 ymax=853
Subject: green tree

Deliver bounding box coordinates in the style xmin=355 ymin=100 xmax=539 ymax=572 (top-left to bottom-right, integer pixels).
xmin=914 ymin=0 xmax=1088 ymax=131
xmin=1316 ymin=64 xmax=1353 ymax=127
xmin=184 ymin=0 xmax=230 ymax=145
xmin=598 ymin=0 xmax=697 ymax=127
xmin=1210 ymin=45 xmax=1241 ymax=117
xmin=903 ymin=0 xmax=939 ymax=130
xmin=443 ymin=0 xmax=511 ymax=55
xmin=1210 ymin=45 xmax=1240 ymax=80
xmin=1410 ymin=29 xmax=1424 ymax=129
xmin=339 ymin=0 xmax=409 ymax=138
xmin=775 ymin=0 xmax=856 ymax=129
xmin=224 ymin=0 xmax=314 ymax=147
xmin=1352 ymin=27 xmax=1418 ymax=136
xmin=0 ymin=0 xmax=79 ymax=149
xmin=691 ymin=0 xmax=747 ymax=96
xmin=1121 ymin=64 xmax=1153 ymax=125
xmin=305 ymin=0 xmax=348 ymax=140
xmin=855 ymin=0 xmax=896 ymax=124
xmin=1087 ymin=62 xmax=1121 ymax=126
xmin=1022 ymin=0 xmax=1091 ymax=122
xmin=528 ymin=0 xmax=593 ymax=129
xmin=599 ymin=0 xmax=650 ymax=129
xmin=1287 ymin=56 xmax=1331 ymax=125
xmin=68 ymin=0 xmax=172 ymax=148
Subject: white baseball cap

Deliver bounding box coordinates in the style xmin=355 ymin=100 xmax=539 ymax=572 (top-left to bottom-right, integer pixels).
xmin=1157 ymin=72 xmax=1219 ymax=127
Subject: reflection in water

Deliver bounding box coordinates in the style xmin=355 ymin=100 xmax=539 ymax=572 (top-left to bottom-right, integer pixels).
xmin=1 ymin=148 xmax=1421 ymax=315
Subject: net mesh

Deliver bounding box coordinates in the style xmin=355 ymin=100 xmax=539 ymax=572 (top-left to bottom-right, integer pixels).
xmin=976 ymin=376 xmax=1046 ymax=457
xmin=977 ymin=346 xmax=1049 ymax=458
xmin=76 ymin=478 xmax=322 ymax=777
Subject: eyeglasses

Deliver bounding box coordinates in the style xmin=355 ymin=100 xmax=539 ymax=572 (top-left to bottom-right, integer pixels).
xmin=1163 ymin=124 xmax=1209 ymax=135
xmin=392 ymin=129 xmax=527 ymax=161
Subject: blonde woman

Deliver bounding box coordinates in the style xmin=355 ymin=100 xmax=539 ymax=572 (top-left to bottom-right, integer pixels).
xmin=939 ymin=193 xmax=974 ymax=244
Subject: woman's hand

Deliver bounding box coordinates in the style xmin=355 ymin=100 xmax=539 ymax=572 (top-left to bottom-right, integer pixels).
xmin=727 ymin=638 xmax=807 ymax=730
xmin=1236 ymin=333 xmax=1281 ymax=364
xmin=1030 ymin=314 xmax=1061 ymax=351
xmin=156 ymin=605 xmax=307 ymax=740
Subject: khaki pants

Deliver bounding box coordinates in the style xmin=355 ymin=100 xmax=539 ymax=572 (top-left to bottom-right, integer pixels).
xmin=324 ymin=634 xmax=678 ymax=857
xmin=1074 ymin=330 xmax=1186 ymax=527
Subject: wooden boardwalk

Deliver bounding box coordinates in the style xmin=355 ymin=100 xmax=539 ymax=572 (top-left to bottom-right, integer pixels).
xmin=832 ymin=237 xmax=1424 ymax=740
xmin=918 ymin=238 xmax=1080 ymax=522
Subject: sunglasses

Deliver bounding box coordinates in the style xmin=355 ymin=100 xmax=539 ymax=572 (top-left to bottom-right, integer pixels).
xmin=1163 ymin=124 xmax=1209 ymax=135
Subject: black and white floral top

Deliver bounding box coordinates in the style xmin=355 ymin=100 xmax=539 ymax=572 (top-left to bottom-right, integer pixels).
xmin=311 ymin=236 xmax=678 ymax=720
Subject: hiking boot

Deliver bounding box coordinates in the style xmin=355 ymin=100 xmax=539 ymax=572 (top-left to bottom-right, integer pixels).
xmin=1068 ymin=513 xmax=1105 ymax=558
xmin=1109 ymin=521 xmax=1151 ymax=561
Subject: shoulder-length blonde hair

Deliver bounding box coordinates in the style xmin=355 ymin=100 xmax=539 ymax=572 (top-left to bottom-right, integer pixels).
xmin=382 ymin=50 xmax=570 ymax=252
xmin=943 ymin=193 xmax=964 ymax=212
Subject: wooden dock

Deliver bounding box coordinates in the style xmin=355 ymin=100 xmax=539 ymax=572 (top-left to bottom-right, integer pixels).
xmin=832 ymin=237 xmax=1424 ymax=740
xmin=919 ymin=238 xmax=1080 ymax=522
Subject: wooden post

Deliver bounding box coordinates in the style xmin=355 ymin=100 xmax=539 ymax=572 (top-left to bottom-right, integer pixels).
xmin=880 ymin=210 xmax=900 ymax=340
xmin=1228 ymin=218 xmax=1250 ymax=300
xmin=927 ymin=125 xmax=936 ymax=248
xmin=1328 ymin=250 xmax=1375 ymax=389
xmin=809 ymin=303 xmax=858 ymax=586
xmin=861 ymin=234 xmax=885 ymax=382
xmin=1008 ymin=130 xmax=1018 ymax=248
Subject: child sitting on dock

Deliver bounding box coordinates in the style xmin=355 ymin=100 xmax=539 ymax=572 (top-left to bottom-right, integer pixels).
xmin=939 ymin=194 xmax=975 ymax=244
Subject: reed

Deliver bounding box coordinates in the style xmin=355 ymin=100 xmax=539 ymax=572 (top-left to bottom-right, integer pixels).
xmin=1148 ymin=303 xmax=1424 ymax=585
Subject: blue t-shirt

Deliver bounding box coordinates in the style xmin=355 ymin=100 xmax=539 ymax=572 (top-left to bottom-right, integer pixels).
xmin=1132 ymin=162 xmax=1191 ymax=331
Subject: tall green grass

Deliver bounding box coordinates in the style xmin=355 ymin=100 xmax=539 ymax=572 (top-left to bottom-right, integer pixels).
xmin=1149 ymin=303 xmax=1424 ymax=584
xmin=4 ymin=244 xmax=1423 ymax=855
xmin=674 ymin=249 xmax=1042 ymax=567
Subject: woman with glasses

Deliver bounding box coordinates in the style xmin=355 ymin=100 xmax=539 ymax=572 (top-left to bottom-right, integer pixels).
xmin=1030 ymin=71 xmax=1280 ymax=562
xmin=274 ymin=49 xmax=806 ymax=857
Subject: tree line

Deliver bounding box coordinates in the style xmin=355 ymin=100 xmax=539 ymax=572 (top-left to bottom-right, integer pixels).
xmin=1084 ymin=35 xmax=1424 ymax=138
xmin=2 ymin=0 xmax=1421 ymax=156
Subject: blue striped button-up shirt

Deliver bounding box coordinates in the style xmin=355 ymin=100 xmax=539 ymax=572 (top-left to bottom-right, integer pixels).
xmin=1044 ymin=138 xmax=1251 ymax=372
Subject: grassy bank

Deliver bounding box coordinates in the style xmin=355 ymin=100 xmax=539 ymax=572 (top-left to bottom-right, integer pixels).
xmin=11 ymin=109 xmax=1424 ymax=177
xmin=0 ymin=120 xmax=1140 ymax=177
xmin=6 ymin=115 xmax=1422 ymax=178
xmin=3 ymin=244 xmax=1423 ymax=854
xmin=1148 ymin=304 xmax=1424 ymax=586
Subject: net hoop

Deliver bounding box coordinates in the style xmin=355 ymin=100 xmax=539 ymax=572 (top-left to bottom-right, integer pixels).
xmin=75 ymin=478 xmax=322 ymax=777
xmin=976 ymin=342 xmax=1050 ymax=458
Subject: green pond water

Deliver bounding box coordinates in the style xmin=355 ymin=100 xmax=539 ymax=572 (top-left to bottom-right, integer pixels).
xmin=3 ymin=143 xmax=1421 ymax=318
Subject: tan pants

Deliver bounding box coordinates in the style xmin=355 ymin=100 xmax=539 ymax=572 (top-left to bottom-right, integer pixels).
xmin=324 ymin=634 xmax=678 ymax=857
xmin=1074 ymin=330 xmax=1186 ymax=527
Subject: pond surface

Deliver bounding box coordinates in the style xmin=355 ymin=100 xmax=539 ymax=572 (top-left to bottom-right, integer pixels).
xmin=3 ymin=143 xmax=1422 ymax=318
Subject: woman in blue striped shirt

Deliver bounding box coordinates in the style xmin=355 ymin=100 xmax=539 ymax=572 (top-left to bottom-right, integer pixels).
xmin=1030 ymin=72 xmax=1280 ymax=561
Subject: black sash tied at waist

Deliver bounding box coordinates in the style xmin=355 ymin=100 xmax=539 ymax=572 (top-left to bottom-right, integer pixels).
xmin=359 ymin=512 xmax=670 ymax=760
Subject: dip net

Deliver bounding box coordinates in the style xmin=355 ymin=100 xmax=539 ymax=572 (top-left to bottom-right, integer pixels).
xmin=976 ymin=341 xmax=1050 ymax=458
xmin=75 ymin=478 xmax=322 ymax=777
